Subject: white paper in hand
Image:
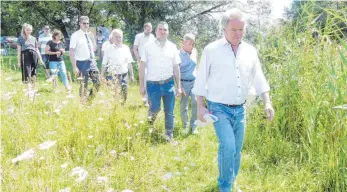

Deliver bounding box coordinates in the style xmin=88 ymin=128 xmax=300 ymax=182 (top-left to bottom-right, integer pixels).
xmin=194 ymin=113 xmax=218 ymax=127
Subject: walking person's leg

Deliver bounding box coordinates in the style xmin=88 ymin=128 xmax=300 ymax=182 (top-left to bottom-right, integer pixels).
xmin=180 ymin=81 xmax=190 ymax=134
xmin=120 ymin=73 xmax=128 ymax=104
xmin=146 ymin=82 xmax=161 ymax=126
xmin=162 ymin=79 xmax=176 ymax=139
xmin=190 ymin=88 xmax=198 ymax=134
xmin=207 ymin=101 xmax=242 ymax=192
xmin=30 ymin=50 xmax=38 ymax=86
xmin=57 ymin=61 xmax=71 ymax=91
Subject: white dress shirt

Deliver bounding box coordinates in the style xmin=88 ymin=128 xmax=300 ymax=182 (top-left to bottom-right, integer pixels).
xmin=101 ymin=40 xmax=112 ymax=52
xmin=102 ymin=44 xmax=134 ymax=75
xmin=141 ymin=39 xmax=181 ymax=81
xmin=192 ymin=38 xmax=270 ymax=105
xmin=69 ymin=29 xmax=95 ymax=61
xmin=134 ymin=32 xmax=155 ymax=58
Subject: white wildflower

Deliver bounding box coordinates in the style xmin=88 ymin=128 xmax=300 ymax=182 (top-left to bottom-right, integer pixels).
xmin=139 ymin=120 xmax=144 ymax=124
xmin=88 ymin=135 xmax=94 ymax=139
xmin=184 ymin=167 xmax=188 ymax=171
xmin=174 ymin=157 xmax=181 ymax=161
xmin=66 ymin=94 xmax=74 ymax=99
xmin=130 ymin=156 xmax=135 ymax=161
xmin=332 ymin=104 xmax=347 ymax=110
xmin=11 ymin=148 xmax=35 ymax=163
xmin=122 ymin=189 xmax=133 ymax=192
xmin=98 ymin=117 xmax=104 ymax=121
xmin=110 ymin=150 xmax=117 ymax=157
xmin=6 ymin=106 xmax=15 ymax=114
xmin=71 ymin=167 xmax=88 ymax=183
xmin=59 ymin=187 xmax=70 ymax=192
xmin=175 ymin=172 xmax=182 ymax=176
xmin=162 ymin=172 xmax=173 ymax=180
xmin=149 ymin=128 xmax=153 ymax=134
xmin=61 ymin=163 xmax=68 ymax=168
xmin=97 ymin=176 xmax=108 ymax=184
xmin=54 ymin=108 xmax=61 ymax=115
xmin=134 ymin=123 xmax=138 ymax=127
xmin=38 ymin=140 xmax=56 ymax=150
xmin=39 ymin=156 xmax=45 ymax=161
xmin=127 ymin=137 xmax=132 ymax=140
xmin=125 ymin=122 xmax=131 ymax=129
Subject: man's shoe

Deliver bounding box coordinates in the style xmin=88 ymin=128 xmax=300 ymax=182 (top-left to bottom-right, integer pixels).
xmin=164 ymin=135 xmax=178 ymax=146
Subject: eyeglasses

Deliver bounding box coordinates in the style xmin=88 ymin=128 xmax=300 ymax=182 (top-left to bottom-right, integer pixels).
xmin=82 ymin=22 xmax=89 ymax=25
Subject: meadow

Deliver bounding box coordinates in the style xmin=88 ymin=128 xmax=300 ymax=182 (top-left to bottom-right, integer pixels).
xmin=1 ymin=8 xmax=347 ymax=192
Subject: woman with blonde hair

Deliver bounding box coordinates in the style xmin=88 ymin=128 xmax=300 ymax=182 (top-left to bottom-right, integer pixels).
xmin=45 ymin=29 xmax=71 ymax=92
xmin=17 ymin=23 xmax=43 ymax=85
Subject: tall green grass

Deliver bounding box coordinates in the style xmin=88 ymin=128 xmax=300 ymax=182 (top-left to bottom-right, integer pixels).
xmin=1 ymin=3 xmax=346 ymax=191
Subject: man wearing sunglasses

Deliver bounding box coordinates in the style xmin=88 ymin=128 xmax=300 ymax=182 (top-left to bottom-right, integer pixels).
xmin=70 ymin=16 xmax=100 ymax=102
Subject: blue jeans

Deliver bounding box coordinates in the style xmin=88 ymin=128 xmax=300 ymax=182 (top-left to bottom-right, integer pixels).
xmin=146 ymin=77 xmax=175 ymax=137
xmin=76 ymin=60 xmax=100 ymax=98
xmin=106 ymin=73 xmax=128 ymax=102
xmin=207 ymin=100 xmax=246 ymax=192
xmin=49 ymin=61 xmax=69 ymax=87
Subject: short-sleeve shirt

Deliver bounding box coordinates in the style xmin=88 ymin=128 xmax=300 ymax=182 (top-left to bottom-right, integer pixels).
xmin=141 ymin=39 xmax=181 ymax=81
xmin=17 ymin=35 xmax=38 ymax=51
xmin=102 ymin=44 xmax=134 ymax=75
xmin=47 ymin=40 xmax=65 ymax=61
xmin=38 ymin=33 xmax=52 ymax=54
xmin=69 ymin=29 xmax=95 ymax=61
xmin=134 ymin=32 xmax=155 ymax=58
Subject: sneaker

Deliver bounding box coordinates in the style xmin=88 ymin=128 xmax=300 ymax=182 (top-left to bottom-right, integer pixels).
xmin=164 ymin=135 xmax=178 ymax=146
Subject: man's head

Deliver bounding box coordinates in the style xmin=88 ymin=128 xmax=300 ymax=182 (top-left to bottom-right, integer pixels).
xmin=155 ymin=21 xmax=169 ymax=41
xmin=182 ymin=33 xmax=195 ymax=53
xmin=111 ymin=29 xmax=123 ymax=45
xmin=79 ymin=16 xmax=90 ymax=32
xmin=143 ymin=22 xmax=152 ymax=35
xmin=43 ymin=25 xmax=50 ymax=35
xmin=221 ymin=8 xmax=246 ymax=46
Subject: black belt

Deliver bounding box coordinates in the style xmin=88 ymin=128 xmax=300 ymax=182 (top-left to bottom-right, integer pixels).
xmin=181 ymin=79 xmax=195 ymax=82
xmin=222 ymin=101 xmax=246 ymax=108
xmin=147 ymin=76 xmax=173 ymax=84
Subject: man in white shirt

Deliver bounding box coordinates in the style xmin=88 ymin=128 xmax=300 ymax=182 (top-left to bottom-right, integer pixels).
xmin=38 ymin=25 xmax=52 ymax=79
xmin=133 ymin=22 xmax=155 ymax=107
xmin=101 ymin=29 xmax=134 ymax=104
xmin=69 ymin=16 xmax=100 ymax=101
xmin=139 ymin=21 xmax=182 ymax=145
xmin=192 ymin=8 xmax=275 ymax=192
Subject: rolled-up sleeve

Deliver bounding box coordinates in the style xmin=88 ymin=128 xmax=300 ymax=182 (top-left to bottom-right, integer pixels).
xmin=253 ymin=53 xmax=270 ymax=95
xmin=192 ymin=48 xmax=210 ymax=97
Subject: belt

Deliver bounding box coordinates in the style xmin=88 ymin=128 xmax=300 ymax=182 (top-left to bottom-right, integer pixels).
xmin=222 ymin=101 xmax=246 ymax=108
xmin=147 ymin=76 xmax=173 ymax=84
xmin=181 ymin=79 xmax=195 ymax=82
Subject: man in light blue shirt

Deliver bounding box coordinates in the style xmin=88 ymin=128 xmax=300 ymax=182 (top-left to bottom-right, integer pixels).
xmin=179 ymin=33 xmax=198 ymax=135
xmin=38 ymin=25 xmax=52 ymax=79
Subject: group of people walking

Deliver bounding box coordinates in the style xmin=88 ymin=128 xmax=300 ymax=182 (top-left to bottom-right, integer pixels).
xmin=16 ymin=8 xmax=275 ymax=192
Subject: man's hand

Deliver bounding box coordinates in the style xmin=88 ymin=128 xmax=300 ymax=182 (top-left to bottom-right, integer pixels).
xmin=140 ymin=85 xmax=146 ymax=96
xmin=73 ymin=66 xmax=79 ymax=75
xmin=17 ymin=62 xmax=21 ymax=68
xmin=181 ymin=88 xmax=187 ymax=97
xmin=176 ymin=87 xmax=182 ymax=97
xmin=197 ymin=105 xmax=209 ymax=122
xmin=264 ymin=102 xmax=275 ymax=121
